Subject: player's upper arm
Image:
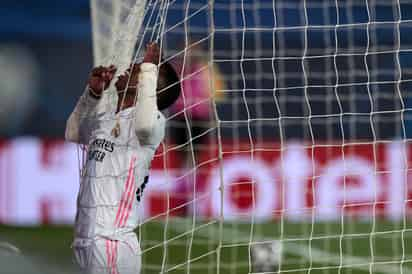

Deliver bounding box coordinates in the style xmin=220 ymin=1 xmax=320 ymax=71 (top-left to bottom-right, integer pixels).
xmin=65 ymin=91 xmax=101 ymax=144
xmin=134 ymin=63 xmax=162 ymax=146
xmin=136 ymin=111 xmax=165 ymax=147
xmin=65 ymin=111 xmax=81 ymax=143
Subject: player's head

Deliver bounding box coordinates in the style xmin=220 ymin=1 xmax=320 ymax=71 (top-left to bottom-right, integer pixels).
xmin=114 ymin=62 xmax=180 ymax=110
xmin=156 ymin=61 xmax=180 ymax=110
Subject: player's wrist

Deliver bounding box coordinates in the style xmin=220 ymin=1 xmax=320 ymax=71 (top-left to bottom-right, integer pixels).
xmin=88 ymin=87 xmax=102 ymax=99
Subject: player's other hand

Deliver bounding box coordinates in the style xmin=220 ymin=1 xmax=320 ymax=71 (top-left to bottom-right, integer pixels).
xmin=143 ymin=43 xmax=160 ymax=65
xmin=88 ymin=65 xmax=117 ymax=97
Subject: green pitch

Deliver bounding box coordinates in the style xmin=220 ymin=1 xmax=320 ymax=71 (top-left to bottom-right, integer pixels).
xmin=1 ymin=219 xmax=412 ymax=274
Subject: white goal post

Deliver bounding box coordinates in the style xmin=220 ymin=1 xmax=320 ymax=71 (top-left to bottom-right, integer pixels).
xmin=89 ymin=0 xmax=412 ymax=273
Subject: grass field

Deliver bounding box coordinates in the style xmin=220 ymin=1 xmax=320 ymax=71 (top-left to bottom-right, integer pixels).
xmin=1 ymin=219 xmax=412 ymax=274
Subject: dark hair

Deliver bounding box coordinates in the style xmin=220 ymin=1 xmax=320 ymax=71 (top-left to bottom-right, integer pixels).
xmin=156 ymin=62 xmax=181 ymax=110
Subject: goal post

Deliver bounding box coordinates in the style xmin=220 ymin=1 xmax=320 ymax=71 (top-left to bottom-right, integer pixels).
xmin=87 ymin=0 xmax=412 ymax=273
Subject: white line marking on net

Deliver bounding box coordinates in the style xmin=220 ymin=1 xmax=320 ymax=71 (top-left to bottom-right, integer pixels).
xmin=167 ymin=218 xmax=412 ymax=274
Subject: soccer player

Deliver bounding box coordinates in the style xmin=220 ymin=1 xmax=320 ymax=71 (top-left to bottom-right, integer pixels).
xmin=65 ymin=43 xmax=180 ymax=274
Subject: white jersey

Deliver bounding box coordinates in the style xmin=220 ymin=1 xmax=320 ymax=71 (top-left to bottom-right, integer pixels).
xmin=66 ymin=63 xmax=164 ymax=242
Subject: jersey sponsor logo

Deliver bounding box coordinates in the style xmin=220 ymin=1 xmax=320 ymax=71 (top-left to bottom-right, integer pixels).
xmin=88 ymin=150 xmax=106 ymax=162
xmin=90 ymin=138 xmax=115 ymax=152
xmin=87 ymin=138 xmax=115 ymax=162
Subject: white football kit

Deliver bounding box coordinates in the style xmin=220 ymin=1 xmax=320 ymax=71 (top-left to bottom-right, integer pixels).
xmin=65 ymin=63 xmax=165 ymax=274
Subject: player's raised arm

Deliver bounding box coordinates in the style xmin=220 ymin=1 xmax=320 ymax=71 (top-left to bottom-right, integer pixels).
xmin=134 ymin=43 xmax=162 ymax=146
xmin=65 ymin=65 xmax=117 ymax=144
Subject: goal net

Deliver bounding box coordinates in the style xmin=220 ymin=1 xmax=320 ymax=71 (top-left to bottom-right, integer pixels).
xmin=89 ymin=0 xmax=412 ymax=273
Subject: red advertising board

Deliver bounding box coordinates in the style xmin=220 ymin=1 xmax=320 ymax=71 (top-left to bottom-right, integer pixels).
xmin=0 ymin=138 xmax=411 ymax=224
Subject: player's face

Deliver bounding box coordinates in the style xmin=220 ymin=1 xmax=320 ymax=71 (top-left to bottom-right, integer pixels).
xmin=114 ymin=63 xmax=140 ymax=95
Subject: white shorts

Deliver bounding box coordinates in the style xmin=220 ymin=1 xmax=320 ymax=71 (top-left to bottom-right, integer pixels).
xmin=73 ymin=235 xmax=141 ymax=274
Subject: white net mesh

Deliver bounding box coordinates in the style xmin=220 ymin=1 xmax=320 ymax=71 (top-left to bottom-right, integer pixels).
xmin=90 ymin=0 xmax=148 ymax=70
xmin=89 ymin=0 xmax=412 ymax=273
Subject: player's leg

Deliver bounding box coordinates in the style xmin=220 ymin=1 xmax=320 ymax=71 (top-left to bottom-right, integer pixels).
xmin=81 ymin=235 xmax=141 ymax=274
xmin=73 ymin=238 xmax=111 ymax=274
xmin=72 ymin=239 xmax=95 ymax=273
xmin=115 ymin=234 xmax=141 ymax=274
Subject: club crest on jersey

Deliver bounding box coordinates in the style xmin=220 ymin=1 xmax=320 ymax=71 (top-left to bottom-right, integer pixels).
xmin=111 ymin=122 xmax=121 ymax=138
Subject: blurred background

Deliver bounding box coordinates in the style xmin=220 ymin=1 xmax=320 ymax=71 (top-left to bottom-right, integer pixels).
xmin=2 ymin=0 xmax=412 ymax=273
xmin=3 ymin=0 xmax=412 ymax=139
xmin=0 ymin=0 xmax=92 ymax=137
